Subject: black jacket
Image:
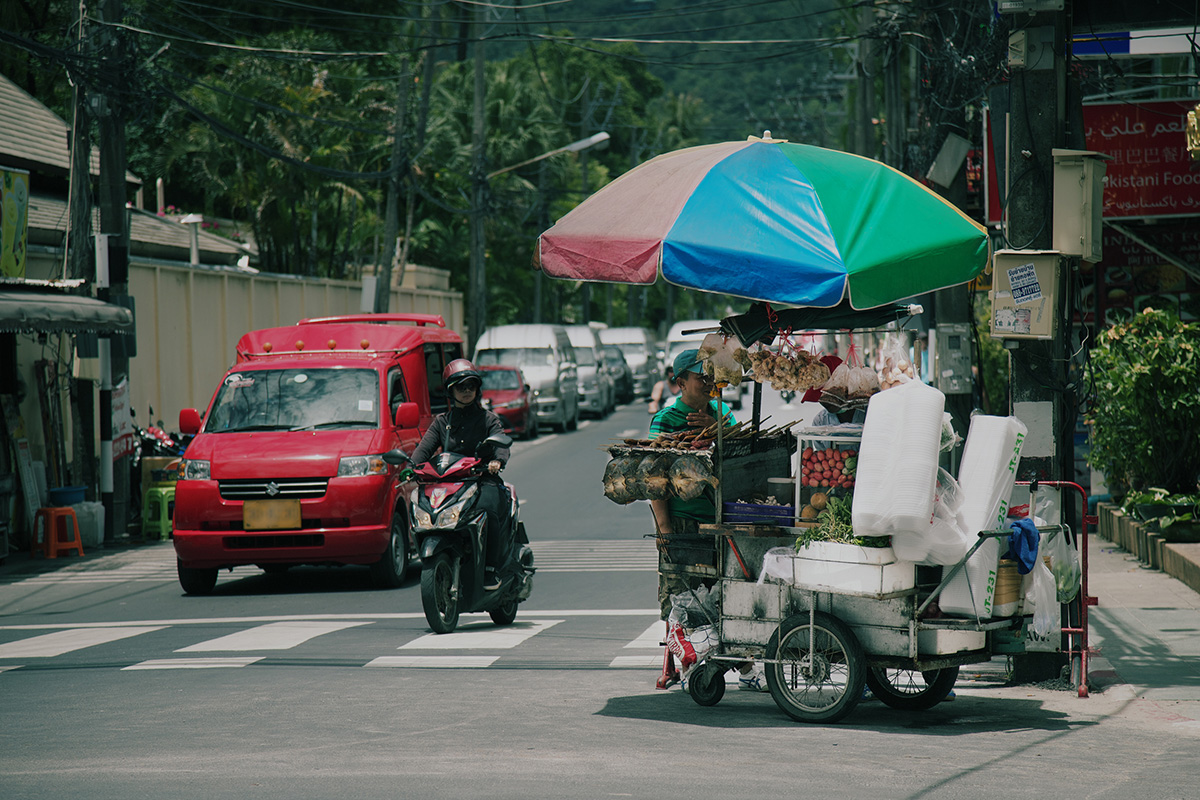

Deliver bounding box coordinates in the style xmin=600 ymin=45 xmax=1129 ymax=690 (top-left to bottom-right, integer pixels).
xmin=411 ymin=402 xmax=509 ymax=466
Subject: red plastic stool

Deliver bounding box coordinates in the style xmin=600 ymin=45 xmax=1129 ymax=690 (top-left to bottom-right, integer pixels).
xmin=32 ymin=507 xmax=84 ymax=559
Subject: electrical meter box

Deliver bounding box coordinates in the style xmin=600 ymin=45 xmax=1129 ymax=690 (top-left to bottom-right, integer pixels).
xmin=990 ymin=250 xmax=1060 ymax=341
xmin=1052 ymin=149 xmax=1110 ymax=263
xmin=935 ymin=323 xmax=973 ymax=394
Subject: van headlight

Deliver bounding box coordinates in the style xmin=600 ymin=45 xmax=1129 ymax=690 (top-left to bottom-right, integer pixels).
xmin=337 ymin=455 xmax=388 ymax=477
xmin=181 ymin=459 xmax=210 ymax=480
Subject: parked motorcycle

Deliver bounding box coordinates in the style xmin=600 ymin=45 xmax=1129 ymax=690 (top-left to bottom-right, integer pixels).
xmin=383 ymin=433 xmax=534 ymax=634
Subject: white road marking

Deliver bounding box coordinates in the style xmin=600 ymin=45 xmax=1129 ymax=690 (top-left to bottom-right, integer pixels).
xmin=0 ymin=609 xmax=660 ymax=631
xmin=624 ymin=621 xmax=667 ymax=649
xmin=123 ymin=657 xmax=263 ymax=670
xmin=176 ymin=620 xmax=371 ymax=652
xmin=608 ymin=655 xmax=662 ymax=668
xmin=365 ymin=656 xmax=499 ymax=669
xmin=400 ymin=619 xmax=563 ymax=650
xmin=0 ymin=665 xmax=23 ymax=673
xmin=0 ymin=626 xmax=165 ymax=658
xmin=617 ymin=428 xmax=643 ymax=438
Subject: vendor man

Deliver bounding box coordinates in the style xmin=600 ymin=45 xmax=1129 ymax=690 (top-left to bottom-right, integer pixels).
xmin=648 ymin=348 xmax=745 ymax=687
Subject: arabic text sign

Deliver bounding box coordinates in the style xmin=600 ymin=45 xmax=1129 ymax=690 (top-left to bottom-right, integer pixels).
xmin=1008 ymin=262 xmax=1043 ymax=305
xmin=1084 ymin=100 xmax=1199 ymax=219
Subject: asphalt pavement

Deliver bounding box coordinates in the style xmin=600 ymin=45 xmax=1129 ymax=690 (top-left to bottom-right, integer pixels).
xmin=4 ymin=527 xmax=1198 ymax=721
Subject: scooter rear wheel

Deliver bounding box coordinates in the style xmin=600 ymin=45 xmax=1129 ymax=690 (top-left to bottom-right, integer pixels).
xmin=421 ymin=553 xmax=460 ymax=633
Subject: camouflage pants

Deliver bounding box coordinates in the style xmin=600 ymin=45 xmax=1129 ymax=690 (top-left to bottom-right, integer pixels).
xmin=656 ymin=517 xmax=716 ymax=620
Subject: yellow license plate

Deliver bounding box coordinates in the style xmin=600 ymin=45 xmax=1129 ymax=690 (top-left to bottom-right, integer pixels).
xmin=243 ymin=499 xmax=302 ymax=531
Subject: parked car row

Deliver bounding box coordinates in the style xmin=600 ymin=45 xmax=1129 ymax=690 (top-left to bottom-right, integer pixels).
xmin=472 ymin=323 xmax=646 ymax=438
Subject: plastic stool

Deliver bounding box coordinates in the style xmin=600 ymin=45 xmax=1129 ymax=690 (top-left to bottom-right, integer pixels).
xmin=32 ymin=507 xmax=84 ymax=558
xmin=141 ymin=485 xmax=176 ymax=540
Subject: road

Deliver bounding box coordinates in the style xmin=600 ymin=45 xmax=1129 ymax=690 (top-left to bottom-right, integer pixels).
xmin=2 ymin=394 xmax=1199 ymax=799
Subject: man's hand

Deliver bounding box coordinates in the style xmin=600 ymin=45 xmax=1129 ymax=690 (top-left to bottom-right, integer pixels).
xmin=487 ymin=459 xmax=502 ymax=475
xmin=686 ymin=409 xmax=716 ymax=430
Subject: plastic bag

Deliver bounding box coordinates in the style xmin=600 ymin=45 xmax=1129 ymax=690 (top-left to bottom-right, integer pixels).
xmin=758 ymin=546 xmax=796 ymax=584
xmin=878 ymin=333 xmax=916 ymax=389
xmin=939 ymin=412 xmax=963 ymax=452
xmin=1046 ymin=529 xmax=1081 ymax=603
xmin=687 ymin=625 xmax=717 ymax=660
xmin=668 ymin=583 xmax=720 ymax=629
xmin=1027 ymin=557 xmax=1057 ymax=637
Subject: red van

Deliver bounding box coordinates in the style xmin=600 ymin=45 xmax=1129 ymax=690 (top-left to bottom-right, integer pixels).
xmin=172 ymin=313 xmax=464 ymax=595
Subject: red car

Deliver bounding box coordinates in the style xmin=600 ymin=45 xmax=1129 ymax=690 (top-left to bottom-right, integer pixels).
xmin=480 ymin=365 xmax=538 ymax=440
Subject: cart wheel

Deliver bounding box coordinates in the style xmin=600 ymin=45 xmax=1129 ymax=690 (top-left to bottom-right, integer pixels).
xmin=688 ymin=661 xmax=726 ymax=707
xmin=864 ymin=666 xmax=959 ymax=711
xmin=764 ymin=611 xmax=865 ymax=724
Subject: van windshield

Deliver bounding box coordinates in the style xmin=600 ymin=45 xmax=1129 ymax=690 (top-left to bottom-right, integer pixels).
xmin=572 ymin=347 xmax=596 ymax=366
xmin=481 ymin=369 xmax=522 ymax=391
xmin=205 ymin=368 xmax=380 ymax=432
xmin=613 ymin=343 xmax=646 ymax=358
xmin=476 ymin=348 xmax=554 ymax=367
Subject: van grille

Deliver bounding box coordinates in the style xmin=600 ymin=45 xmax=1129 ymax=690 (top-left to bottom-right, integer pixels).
xmin=218 ymin=478 xmax=327 ymax=500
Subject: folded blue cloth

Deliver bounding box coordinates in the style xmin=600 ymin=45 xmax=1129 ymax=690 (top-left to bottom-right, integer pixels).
xmin=1008 ymin=518 xmax=1040 ymax=574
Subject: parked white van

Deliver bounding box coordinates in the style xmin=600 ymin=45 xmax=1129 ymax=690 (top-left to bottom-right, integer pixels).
xmin=564 ymin=325 xmax=614 ymax=417
xmin=598 ymin=326 xmax=656 ymax=397
xmin=474 ymin=324 xmax=580 ymax=432
xmin=666 ymin=319 xmax=744 ymax=410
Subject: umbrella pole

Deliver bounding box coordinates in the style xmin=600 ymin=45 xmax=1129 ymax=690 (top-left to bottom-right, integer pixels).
xmin=716 ymin=385 xmax=723 ymax=525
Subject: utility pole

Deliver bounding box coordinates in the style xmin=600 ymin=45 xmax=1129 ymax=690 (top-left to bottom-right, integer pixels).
xmin=467 ymin=3 xmax=487 ymax=352
xmin=373 ymin=57 xmax=411 ymax=313
xmin=1003 ymin=7 xmax=1082 ymax=682
xmin=98 ymin=0 xmax=132 ymax=542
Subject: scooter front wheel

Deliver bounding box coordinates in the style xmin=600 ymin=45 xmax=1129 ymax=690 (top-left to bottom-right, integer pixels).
xmin=421 ymin=553 xmax=460 ymax=633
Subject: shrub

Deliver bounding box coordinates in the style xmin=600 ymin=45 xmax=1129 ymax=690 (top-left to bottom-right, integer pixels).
xmin=1085 ymin=308 xmax=1200 ymax=495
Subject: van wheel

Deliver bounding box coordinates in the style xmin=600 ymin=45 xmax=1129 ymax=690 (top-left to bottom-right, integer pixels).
xmin=178 ymin=560 xmax=218 ymax=595
xmin=370 ymin=511 xmax=410 ymax=588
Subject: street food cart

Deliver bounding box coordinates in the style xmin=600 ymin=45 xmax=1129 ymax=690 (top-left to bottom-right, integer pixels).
xmin=540 ymin=135 xmax=1093 ymax=722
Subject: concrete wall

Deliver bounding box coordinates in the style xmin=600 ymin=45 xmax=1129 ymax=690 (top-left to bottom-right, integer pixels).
xmin=126 ymin=261 xmax=463 ymax=424
xmin=10 ymin=251 xmax=462 ymax=483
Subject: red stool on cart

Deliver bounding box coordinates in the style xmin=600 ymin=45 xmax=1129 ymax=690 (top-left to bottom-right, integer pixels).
xmin=32 ymin=507 xmax=85 ymax=559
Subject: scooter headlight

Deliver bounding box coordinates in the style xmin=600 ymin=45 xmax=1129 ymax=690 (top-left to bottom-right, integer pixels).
xmin=430 ymin=484 xmax=478 ymax=529
xmin=412 ymin=505 xmax=434 ymax=531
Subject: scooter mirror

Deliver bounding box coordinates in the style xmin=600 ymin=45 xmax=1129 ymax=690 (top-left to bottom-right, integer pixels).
xmin=381 ymin=449 xmax=411 ymax=466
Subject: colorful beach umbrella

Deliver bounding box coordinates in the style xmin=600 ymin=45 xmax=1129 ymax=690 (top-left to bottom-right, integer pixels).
xmin=536 ymin=137 xmax=990 ymax=310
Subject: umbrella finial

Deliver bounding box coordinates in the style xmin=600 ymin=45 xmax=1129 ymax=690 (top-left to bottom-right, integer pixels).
xmin=748 ymin=130 xmax=788 ymax=143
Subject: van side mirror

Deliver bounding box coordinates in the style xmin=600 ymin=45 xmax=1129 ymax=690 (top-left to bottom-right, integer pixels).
xmin=393 ymin=401 xmax=420 ymax=429
xmin=179 ymin=408 xmax=202 ymax=434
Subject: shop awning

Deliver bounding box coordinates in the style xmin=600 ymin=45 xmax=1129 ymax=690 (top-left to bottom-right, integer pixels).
xmin=0 ymin=290 xmax=133 ymax=334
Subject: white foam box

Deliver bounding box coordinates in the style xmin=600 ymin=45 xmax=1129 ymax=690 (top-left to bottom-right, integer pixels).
xmin=786 ymin=537 xmax=916 ymax=598
xmin=918 ymin=629 xmax=987 ymax=655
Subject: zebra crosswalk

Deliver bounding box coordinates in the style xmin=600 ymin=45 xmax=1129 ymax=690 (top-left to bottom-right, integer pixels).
xmin=0 ymin=539 xmax=657 ymax=586
xmin=0 ymin=614 xmax=667 ymax=673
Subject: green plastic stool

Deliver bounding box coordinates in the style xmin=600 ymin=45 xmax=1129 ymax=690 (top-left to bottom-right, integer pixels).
xmin=141 ymin=485 xmax=175 ymax=540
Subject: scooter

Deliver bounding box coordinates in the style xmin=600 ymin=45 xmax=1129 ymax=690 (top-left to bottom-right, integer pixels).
xmin=383 ymin=433 xmax=534 ymax=634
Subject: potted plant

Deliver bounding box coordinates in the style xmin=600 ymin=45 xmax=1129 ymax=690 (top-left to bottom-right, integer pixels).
xmin=1085 ymin=308 xmax=1200 ymax=528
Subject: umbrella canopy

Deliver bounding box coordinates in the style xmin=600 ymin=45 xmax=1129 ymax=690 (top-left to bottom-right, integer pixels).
xmin=536 ymin=137 xmax=990 ymax=310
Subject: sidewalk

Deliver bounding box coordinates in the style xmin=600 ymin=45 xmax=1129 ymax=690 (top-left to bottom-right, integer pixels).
xmin=1084 ymin=533 xmax=1200 ymax=708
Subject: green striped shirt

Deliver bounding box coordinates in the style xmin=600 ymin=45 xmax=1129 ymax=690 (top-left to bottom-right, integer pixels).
xmin=648 ymin=396 xmax=736 ymax=521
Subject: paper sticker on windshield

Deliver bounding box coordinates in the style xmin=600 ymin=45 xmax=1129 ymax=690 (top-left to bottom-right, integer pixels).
xmin=292 ymin=374 xmax=309 ymax=384
xmin=358 ymin=400 xmax=373 ymax=412
xmin=224 ymin=374 xmax=255 ymax=388
xmin=1008 ymin=262 xmax=1043 ymax=306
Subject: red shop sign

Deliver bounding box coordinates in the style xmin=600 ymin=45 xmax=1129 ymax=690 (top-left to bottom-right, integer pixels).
xmin=1084 ymin=100 xmax=1199 ymax=220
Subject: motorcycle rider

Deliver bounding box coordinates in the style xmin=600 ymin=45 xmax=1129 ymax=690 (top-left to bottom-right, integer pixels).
xmin=411 ymin=359 xmax=512 ymax=590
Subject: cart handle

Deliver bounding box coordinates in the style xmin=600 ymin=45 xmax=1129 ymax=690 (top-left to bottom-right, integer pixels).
xmin=915 ymin=524 xmax=1070 ymax=619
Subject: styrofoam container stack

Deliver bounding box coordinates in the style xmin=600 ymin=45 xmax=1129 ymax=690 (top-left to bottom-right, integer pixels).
xmin=851 ymin=380 xmax=946 ymax=537
xmin=938 ymin=414 xmax=1028 ymax=619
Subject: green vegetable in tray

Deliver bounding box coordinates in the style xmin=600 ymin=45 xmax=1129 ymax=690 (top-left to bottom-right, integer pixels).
xmin=794 ymin=495 xmax=889 ymax=549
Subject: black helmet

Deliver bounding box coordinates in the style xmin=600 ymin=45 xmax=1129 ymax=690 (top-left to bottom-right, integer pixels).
xmin=443 ymin=358 xmax=482 ymax=391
